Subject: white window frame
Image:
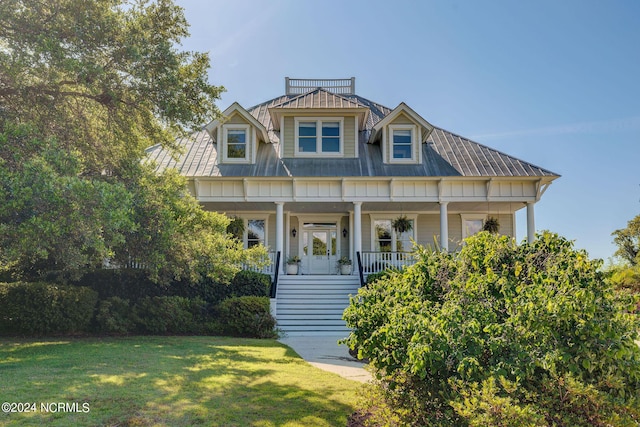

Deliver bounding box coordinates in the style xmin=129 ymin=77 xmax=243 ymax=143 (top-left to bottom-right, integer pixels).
xmin=369 ymin=214 xmax=418 ymax=252
xmin=244 ymin=217 xmax=269 ymax=249
xmin=387 ymin=124 xmax=419 ymax=164
xmin=460 ymin=214 xmax=486 ymax=239
xmin=294 ymin=117 xmax=344 ymax=157
xmin=221 ymin=124 xmax=251 ymax=163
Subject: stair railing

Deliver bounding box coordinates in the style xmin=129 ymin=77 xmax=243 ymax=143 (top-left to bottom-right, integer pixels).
xmin=269 ymin=251 xmax=281 ymax=298
xmin=356 ymin=251 xmax=365 ymax=287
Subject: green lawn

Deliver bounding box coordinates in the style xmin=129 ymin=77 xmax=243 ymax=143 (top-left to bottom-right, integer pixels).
xmin=0 ymin=336 xmax=360 ymax=426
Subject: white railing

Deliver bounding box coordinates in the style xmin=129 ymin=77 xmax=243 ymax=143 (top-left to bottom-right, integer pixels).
xmin=359 ymin=251 xmax=416 ymax=275
xmin=243 ymin=251 xmax=276 ymax=277
xmin=285 ymin=77 xmax=356 ymax=95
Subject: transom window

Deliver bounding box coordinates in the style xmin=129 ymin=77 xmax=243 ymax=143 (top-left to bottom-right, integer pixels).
xmin=295 ymin=118 xmax=343 ymax=156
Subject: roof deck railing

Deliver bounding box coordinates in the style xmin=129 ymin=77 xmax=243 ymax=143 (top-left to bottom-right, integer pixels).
xmin=285 ymin=77 xmax=355 ymax=95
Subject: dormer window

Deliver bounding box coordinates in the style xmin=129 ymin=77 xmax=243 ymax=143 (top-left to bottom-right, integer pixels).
xmin=222 ymin=124 xmax=250 ymax=163
xmin=295 ymin=118 xmax=343 ymax=156
xmin=388 ymin=124 xmax=418 ymax=163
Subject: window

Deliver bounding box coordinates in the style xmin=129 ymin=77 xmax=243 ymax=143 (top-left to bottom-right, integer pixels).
xmin=393 ymin=129 xmax=412 ymax=159
xmin=373 ymin=217 xmax=416 ymax=252
xmin=461 ymin=215 xmax=485 ymax=239
xmin=387 ymin=124 xmax=418 ymax=163
xmin=247 ymin=219 xmax=265 ymax=248
xmin=222 ymin=124 xmax=250 ymax=163
xmin=295 ymin=118 xmax=343 ymax=156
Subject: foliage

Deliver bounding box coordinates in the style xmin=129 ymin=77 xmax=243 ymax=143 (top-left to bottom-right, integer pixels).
xmin=226 ymin=216 xmax=245 ymax=240
xmin=0 ymin=0 xmax=223 ymax=175
xmin=94 ymin=296 xmax=136 ymax=335
xmin=343 ymin=232 xmax=640 ymax=426
xmin=482 ymin=216 xmax=500 ymax=233
xmin=392 ymin=215 xmax=413 ymax=233
xmin=287 ymin=256 xmax=301 ymax=264
xmin=133 ymin=296 xmax=208 ymax=334
xmin=229 ymin=270 xmax=271 ymax=298
xmin=0 ymin=282 xmax=98 ymax=335
xmin=612 ymin=214 xmax=640 ymax=266
xmin=218 ymin=296 xmax=276 ymax=338
xmin=73 ymin=268 xmax=166 ymax=301
xmin=338 ymin=256 xmax=352 ymax=266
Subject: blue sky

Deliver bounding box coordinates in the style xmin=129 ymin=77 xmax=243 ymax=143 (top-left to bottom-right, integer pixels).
xmin=176 ymin=0 xmax=640 ymax=262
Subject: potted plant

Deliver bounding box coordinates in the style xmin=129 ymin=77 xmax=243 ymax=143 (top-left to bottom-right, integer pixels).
xmin=337 ymin=256 xmax=352 ymax=275
xmin=392 ymin=215 xmax=413 ymax=233
xmin=226 ymin=216 xmax=244 ymax=240
xmin=286 ymin=256 xmax=300 ymax=275
xmin=483 ymin=216 xmax=500 ymax=234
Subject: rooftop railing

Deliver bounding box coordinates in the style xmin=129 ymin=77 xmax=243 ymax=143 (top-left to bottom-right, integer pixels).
xmin=285 ymin=77 xmax=356 ymax=95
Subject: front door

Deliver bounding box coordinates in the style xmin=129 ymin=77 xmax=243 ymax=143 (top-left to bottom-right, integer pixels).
xmin=303 ymin=228 xmax=337 ymax=274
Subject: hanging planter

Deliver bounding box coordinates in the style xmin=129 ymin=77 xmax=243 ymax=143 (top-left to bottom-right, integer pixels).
xmin=392 ymin=215 xmax=413 ymax=233
xmin=226 ymin=217 xmax=245 ymax=240
xmin=483 ymin=216 xmax=500 ymax=234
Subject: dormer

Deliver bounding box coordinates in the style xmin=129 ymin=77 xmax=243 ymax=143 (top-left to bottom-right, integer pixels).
xmin=268 ymin=79 xmax=369 ymax=158
xmin=369 ymin=103 xmax=434 ymax=165
xmin=205 ymin=102 xmax=269 ymax=164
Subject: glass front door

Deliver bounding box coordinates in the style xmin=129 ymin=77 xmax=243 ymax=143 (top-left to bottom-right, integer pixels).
xmin=303 ymin=227 xmax=337 ymax=274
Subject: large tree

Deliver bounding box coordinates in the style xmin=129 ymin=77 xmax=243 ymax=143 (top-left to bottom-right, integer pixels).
xmin=612 ymin=214 xmax=640 ymax=266
xmin=0 ymin=0 xmax=264 ymax=281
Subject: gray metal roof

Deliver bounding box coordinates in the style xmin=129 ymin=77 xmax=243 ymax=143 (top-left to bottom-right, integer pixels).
xmin=146 ymin=85 xmax=558 ymax=178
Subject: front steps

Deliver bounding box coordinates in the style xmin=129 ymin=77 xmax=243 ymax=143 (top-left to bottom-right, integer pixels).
xmin=274 ymin=275 xmax=361 ymax=335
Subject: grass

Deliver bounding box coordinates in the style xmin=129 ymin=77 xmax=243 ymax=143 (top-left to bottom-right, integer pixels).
xmin=0 ymin=336 xmax=361 ymax=426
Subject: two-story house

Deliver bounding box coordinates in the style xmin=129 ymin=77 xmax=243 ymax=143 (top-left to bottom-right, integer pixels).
xmin=147 ymin=77 xmax=559 ymax=334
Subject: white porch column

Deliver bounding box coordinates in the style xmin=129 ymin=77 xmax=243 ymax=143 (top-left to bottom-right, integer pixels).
xmin=353 ymin=202 xmax=362 ymax=256
xmin=275 ymin=202 xmax=284 ymax=272
xmin=439 ymin=202 xmax=449 ymax=252
xmin=526 ymin=202 xmax=535 ymax=243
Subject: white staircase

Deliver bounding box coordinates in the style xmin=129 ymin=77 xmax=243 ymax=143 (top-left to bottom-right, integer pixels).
xmin=275 ymin=275 xmax=361 ymax=335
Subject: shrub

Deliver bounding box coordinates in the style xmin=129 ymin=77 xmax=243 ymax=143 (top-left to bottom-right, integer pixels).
xmin=343 ymin=232 xmax=640 ymax=426
xmin=217 ymin=296 xmax=276 ymax=338
xmin=0 ymin=282 xmax=98 ymax=335
xmin=133 ymin=296 xmax=208 ymax=335
xmin=229 ymin=270 xmax=271 ymax=298
xmin=94 ymin=297 xmax=136 ymax=335
xmin=73 ymin=269 xmax=166 ymax=302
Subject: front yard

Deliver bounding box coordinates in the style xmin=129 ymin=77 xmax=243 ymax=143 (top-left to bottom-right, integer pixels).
xmin=0 ymin=336 xmax=360 ymax=426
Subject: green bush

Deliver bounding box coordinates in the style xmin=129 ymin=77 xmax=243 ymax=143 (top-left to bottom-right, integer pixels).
xmin=94 ymin=296 xmax=136 ymax=335
xmin=133 ymin=296 xmax=208 ymax=335
xmin=229 ymin=270 xmax=271 ymax=297
xmin=218 ymin=296 xmax=276 ymax=338
xmin=343 ymin=232 xmax=640 ymax=426
xmin=0 ymin=282 xmax=98 ymax=335
xmin=73 ymin=269 xmax=166 ymax=302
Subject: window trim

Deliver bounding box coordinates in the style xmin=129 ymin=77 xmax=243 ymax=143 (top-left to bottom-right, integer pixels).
xmin=387 ymin=124 xmax=419 ymax=164
xmin=294 ymin=117 xmax=344 ymax=157
xmin=369 ymin=214 xmax=418 ymax=252
xmin=460 ymin=214 xmax=486 ymax=239
xmin=244 ymin=217 xmax=268 ymax=249
xmin=221 ymin=124 xmax=251 ymax=163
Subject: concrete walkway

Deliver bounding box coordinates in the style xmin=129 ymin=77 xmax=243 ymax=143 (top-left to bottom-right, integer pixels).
xmin=278 ymin=335 xmax=371 ymax=383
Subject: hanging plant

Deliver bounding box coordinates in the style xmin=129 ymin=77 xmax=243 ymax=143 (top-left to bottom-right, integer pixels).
xmin=483 ymin=216 xmax=500 ymax=234
xmin=392 ymin=215 xmax=413 ymax=233
xmin=226 ymin=217 xmax=245 ymax=239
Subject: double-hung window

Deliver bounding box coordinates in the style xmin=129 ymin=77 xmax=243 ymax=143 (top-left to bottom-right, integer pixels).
xmin=246 ymin=219 xmax=266 ymax=248
xmin=388 ymin=124 xmax=418 ymax=163
xmin=373 ymin=217 xmax=416 ymax=252
xmin=295 ymin=118 xmax=343 ymax=156
xmin=222 ymin=124 xmax=250 ymax=163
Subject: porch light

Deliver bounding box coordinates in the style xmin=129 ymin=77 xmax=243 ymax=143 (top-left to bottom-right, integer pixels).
xmin=291 ymin=227 xmax=297 ymax=238
xmin=342 ymin=228 xmax=348 ymax=238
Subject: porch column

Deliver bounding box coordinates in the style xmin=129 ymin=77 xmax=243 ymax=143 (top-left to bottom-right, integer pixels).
xmin=353 ymin=202 xmax=362 ymax=256
xmin=439 ymin=202 xmax=449 ymax=252
xmin=275 ymin=202 xmax=284 ymax=272
xmin=526 ymin=202 xmax=535 ymax=243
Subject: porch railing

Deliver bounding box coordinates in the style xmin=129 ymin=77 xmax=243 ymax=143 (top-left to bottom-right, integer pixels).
xmin=243 ymin=251 xmax=277 ymax=276
xmin=359 ymin=251 xmax=416 ymax=275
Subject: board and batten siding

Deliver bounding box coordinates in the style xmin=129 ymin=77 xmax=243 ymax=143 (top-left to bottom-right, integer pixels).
xmin=282 ymin=115 xmax=356 ymax=158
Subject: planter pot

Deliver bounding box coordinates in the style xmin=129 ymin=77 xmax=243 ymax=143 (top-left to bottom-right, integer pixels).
xmin=340 ymin=264 xmax=352 ymax=275
xmin=286 ymin=263 xmax=299 ymax=275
